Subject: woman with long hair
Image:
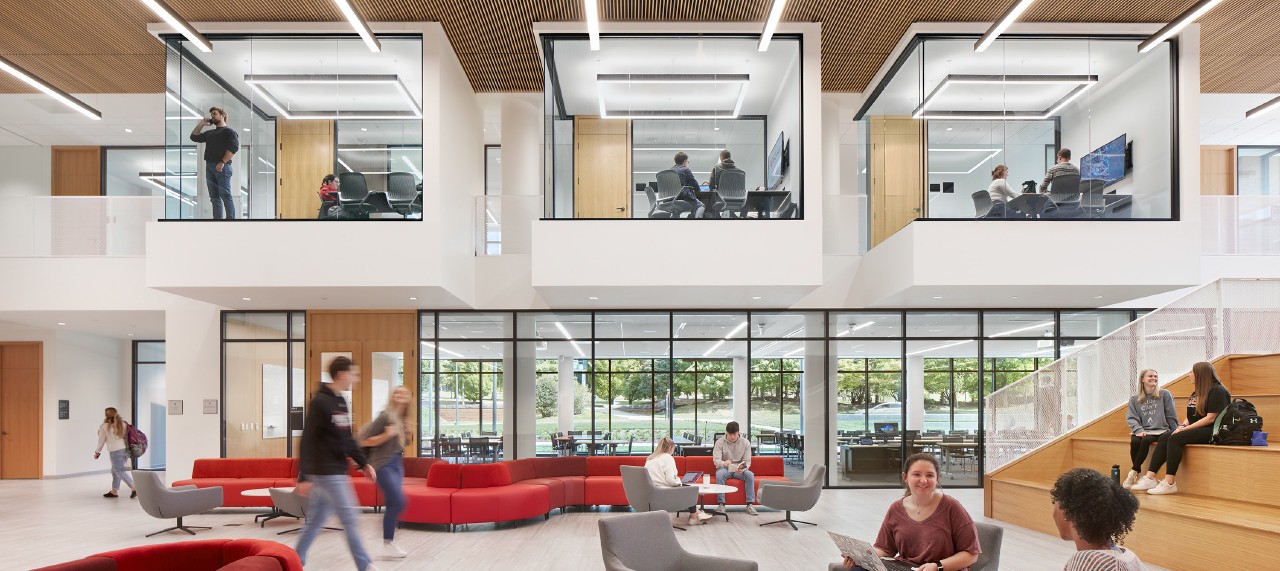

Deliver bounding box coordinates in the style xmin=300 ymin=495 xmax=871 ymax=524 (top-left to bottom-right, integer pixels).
xmin=1051 ymin=468 xmax=1146 ymax=570
xmin=1121 ymin=369 xmax=1177 ymax=488
xmin=358 ymin=385 xmax=414 ymax=559
xmin=1130 ymin=361 xmax=1230 ymax=495
xmin=93 ymin=407 xmax=136 ymax=498
xmin=985 ymin=164 xmax=1019 ymax=218
xmin=841 ymin=454 xmax=981 ymax=571
xmin=645 ymin=436 xmax=713 ymax=526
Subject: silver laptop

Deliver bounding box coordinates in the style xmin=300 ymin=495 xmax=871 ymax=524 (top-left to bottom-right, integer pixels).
xmin=828 ymin=532 xmax=916 ymax=571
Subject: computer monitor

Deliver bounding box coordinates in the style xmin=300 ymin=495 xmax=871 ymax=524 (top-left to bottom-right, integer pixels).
xmin=1080 ymin=134 xmax=1127 ymax=188
xmin=873 ymin=422 xmax=899 ymax=436
xmin=699 ymin=184 xmax=710 ymax=192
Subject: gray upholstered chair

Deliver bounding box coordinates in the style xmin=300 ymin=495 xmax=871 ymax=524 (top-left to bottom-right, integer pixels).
xmin=825 ymin=522 xmax=1004 ymax=571
xmin=714 ymin=169 xmax=748 ymax=218
xmin=619 ymin=465 xmax=699 ymax=530
xmin=599 ymin=511 xmax=759 ymax=571
xmin=337 ymin=171 xmax=375 ymax=219
xmin=645 ymin=187 xmax=675 ymax=218
xmin=655 ymin=170 xmax=695 ymax=218
xmin=269 ymin=487 xmax=341 ymax=535
xmin=758 ymin=464 xmax=826 ymax=530
xmin=386 ymin=171 xmax=421 ymax=216
xmin=971 ymin=190 xmax=993 ymax=218
xmin=134 ymin=470 xmax=223 ymax=537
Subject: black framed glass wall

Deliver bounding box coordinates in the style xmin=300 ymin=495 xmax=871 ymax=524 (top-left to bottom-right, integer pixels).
xmin=421 ymin=313 xmax=513 ymax=458
xmin=542 ymin=34 xmax=803 ymax=219
xmin=132 ymin=341 xmax=166 ymax=470
xmin=221 ymin=311 xmax=306 ymax=458
xmin=164 ymin=34 xmax=423 ymax=220
xmin=1237 ymin=146 xmax=1280 ymax=195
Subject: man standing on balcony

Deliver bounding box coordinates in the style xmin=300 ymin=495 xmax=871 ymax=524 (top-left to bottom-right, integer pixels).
xmin=190 ymin=107 xmax=240 ymax=220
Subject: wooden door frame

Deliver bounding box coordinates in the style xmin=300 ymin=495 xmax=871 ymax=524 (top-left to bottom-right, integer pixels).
xmin=0 ymin=342 xmax=43 ymax=479
xmin=362 ymin=341 xmax=419 ymax=457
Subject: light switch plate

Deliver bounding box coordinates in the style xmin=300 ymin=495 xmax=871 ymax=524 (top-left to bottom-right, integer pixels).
xmin=168 ymin=399 xmax=183 ymax=415
xmin=203 ymin=399 xmax=219 ymax=414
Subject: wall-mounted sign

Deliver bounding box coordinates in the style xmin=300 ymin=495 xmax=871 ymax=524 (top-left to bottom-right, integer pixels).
xmin=58 ymin=400 xmax=69 ymax=420
xmin=168 ymin=399 xmax=183 ymax=415
xmin=203 ymin=399 xmax=219 ymax=414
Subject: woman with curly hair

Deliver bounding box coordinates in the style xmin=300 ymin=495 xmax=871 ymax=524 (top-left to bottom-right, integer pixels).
xmin=1050 ymin=468 xmax=1146 ymax=570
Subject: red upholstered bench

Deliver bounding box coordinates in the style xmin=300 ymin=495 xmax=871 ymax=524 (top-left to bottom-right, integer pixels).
xmin=684 ymin=456 xmax=788 ymax=504
xmin=173 ymin=459 xmax=299 ymax=508
xmin=32 ymin=539 xmax=302 ymax=571
xmin=347 ymin=456 xmax=443 ymax=508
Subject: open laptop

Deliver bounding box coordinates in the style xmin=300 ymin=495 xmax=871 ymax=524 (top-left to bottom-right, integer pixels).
xmin=828 ymin=532 xmax=916 ymax=571
xmin=680 ymin=471 xmax=704 ymax=485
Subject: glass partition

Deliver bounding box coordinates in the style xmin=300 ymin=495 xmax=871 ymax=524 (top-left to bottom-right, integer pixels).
xmin=221 ymin=311 xmax=305 ymax=458
xmin=132 ymin=341 xmax=166 ymax=470
xmin=1237 ymin=146 xmax=1280 ymax=195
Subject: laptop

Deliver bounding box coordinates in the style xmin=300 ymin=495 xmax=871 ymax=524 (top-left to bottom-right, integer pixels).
xmin=680 ymin=471 xmax=704 ymax=485
xmin=828 ymin=532 xmax=916 ymax=571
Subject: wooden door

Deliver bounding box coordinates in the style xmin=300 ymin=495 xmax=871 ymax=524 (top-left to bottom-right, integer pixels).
xmin=574 ymin=117 xmax=631 ymax=218
xmin=51 ymin=146 xmax=102 ymax=196
xmin=869 ymin=116 xmax=924 ymax=248
xmin=307 ymin=311 xmax=418 ymax=447
xmin=1 ymin=343 xmax=42 ymax=479
xmin=1200 ymin=145 xmax=1236 ymax=195
xmin=277 ymin=118 xmax=334 ymax=219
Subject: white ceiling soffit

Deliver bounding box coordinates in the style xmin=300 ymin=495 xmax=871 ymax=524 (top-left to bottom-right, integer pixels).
xmin=596 ymin=73 xmax=749 ymax=119
xmin=244 ymin=74 xmax=421 ymax=120
xmin=1200 ymin=93 xmax=1280 ymax=145
xmin=912 ymin=74 xmax=1098 ymax=120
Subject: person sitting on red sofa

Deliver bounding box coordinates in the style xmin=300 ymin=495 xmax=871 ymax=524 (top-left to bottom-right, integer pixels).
xmin=713 ymin=421 xmax=758 ymax=515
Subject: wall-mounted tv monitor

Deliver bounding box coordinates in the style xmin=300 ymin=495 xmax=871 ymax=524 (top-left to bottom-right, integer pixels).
xmin=767 ymin=131 xmax=786 ymax=189
xmin=873 ymin=421 xmax=899 ymax=435
xmin=1080 ymin=134 xmax=1126 ymax=188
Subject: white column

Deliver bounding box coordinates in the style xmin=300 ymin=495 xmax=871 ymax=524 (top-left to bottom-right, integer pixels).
xmin=732 ymin=357 xmax=749 ymax=428
xmin=558 ymin=355 xmax=575 ymax=433
xmin=500 ymin=95 xmax=543 ymax=255
xmin=802 ymin=314 xmax=827 ymax=472
xmin=906 ymin=356 xmax=925 ymax=431
xmin=164 ymin=299 xmax=225 ymax=482
xmin=507 ymin=343 xmax=535 ymax=458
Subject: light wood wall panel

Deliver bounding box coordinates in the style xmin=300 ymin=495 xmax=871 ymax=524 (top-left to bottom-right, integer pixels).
xmin=51 ymin=146 xmax=101 ymax=196
xmin=1201 ymin=145 xmax=1236 ymax=195
xmin=868 ymin=115 xmax=923 ymax=248
xmin=1 ymin=343 xmax=42 ymax=479
xmin=224 ymin=342 xmax=289 ymax=459
xmin=276 ymin=118 xmax=333 ymax=220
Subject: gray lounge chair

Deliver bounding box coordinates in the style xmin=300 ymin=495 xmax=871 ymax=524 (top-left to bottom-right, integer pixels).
xmin=599 ymin=511 xmax=759 ymax=571
xmin=134 ymin=470 xmax=223 ymax=537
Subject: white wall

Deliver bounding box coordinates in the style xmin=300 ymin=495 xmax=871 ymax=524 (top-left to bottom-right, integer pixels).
xmin=162 ymin=299 xmax=224 ymax=482
xmin=767 ymin=50 xmax=803 ymax=198
xmin=0 ymin=146 xmax=51 ymax=197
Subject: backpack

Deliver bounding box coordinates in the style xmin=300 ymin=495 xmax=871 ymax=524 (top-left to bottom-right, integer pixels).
xmin=125 ymin=422 xmax=149 ymax=458
xmin=1210 ymin=399 xmax=1264 ymax=446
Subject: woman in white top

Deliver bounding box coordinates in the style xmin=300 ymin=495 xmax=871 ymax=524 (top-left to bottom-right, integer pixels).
xmin=644 ymin=437 xmax=713 ymax=526
xmin=985 ymin=164 xmax=1020 ymax=218
xmin=93 ymin=407 xmax=136 ymax=498
xmin=1051 ymin=468 xmax=1147 ymax=571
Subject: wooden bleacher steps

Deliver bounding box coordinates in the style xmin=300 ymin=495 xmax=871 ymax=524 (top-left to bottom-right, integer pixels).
xmin=985 ymin=354 xmax=1280 ymax=569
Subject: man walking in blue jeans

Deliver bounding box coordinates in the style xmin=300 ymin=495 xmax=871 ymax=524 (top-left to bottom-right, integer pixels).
xmin=713 ymin=421 xmax=758 ymax=515
xmin=189 ymin=107 xmax=239 ymax=219
xmin=295 ymin=356 xmax=380 ymax=571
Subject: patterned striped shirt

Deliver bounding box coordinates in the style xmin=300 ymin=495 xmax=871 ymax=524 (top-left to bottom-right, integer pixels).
xmin=1040 ymin=162 xmax=1081 ymax=192
xmin=1062 ymin=548 xmax=1147 ymax=571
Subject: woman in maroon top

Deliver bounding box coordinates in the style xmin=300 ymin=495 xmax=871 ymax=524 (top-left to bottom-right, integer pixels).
xmin=843 ymin=454 xmax=981 ymax=571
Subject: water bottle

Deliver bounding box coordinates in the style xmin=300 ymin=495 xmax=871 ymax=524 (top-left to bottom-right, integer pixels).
xmin=1111 ymin=464 xmax=1121 ymax=484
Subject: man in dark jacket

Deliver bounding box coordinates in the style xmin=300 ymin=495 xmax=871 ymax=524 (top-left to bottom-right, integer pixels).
xmin=295 ymin=356 xmax=379 ymax=571
xmin=671 ymin=151 xmax=706 ymax=218
xmin=708 ymin=149 xmax=737 ymax=191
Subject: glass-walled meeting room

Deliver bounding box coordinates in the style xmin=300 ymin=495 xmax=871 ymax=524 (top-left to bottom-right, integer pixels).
xmin=857 ymin=34 xmax=1177 ymax=247
xmin=164 ymin=34 xmax=424 ymax=220
xmin=542 ymin=34 xmax=803 ymax=219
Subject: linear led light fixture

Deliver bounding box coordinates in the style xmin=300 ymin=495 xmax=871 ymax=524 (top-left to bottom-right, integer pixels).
xmin=974 ymin=0 xmax=1037 ymax=52
xmin=1137 ymin=0 xmax=1224 ymax=53
xmin=337 ymin=158 xmax=353 ymax=172
xmin=140 ymin=0 xmax=212 ymax=52
xmin=0 ymin=54 xmax=102 ymax=120
xmin=332 ymin=0 xmax=381 ymax=52
xmin=988 ymin=320 xmax=1055 ymax=338
xmin=927 ymin=148 xmax=1003 ymax=175
xmin=400 ymin=156 xmax=422 ymax=178
xmin=758 ymin=0 xmax=789 ymax=52
xmin=703 ymin=340 xmax=726 ymax=357
xmin=584 ymin=0 xmax=600 ymax=50
xmin=165 ymin=90 xmax=202 ymax=120
xmin=906 ymin=339 xmax=972 ymax=357
xmin=633 ymin=147 xmax=729 ymax=151
xmin=338 ymin=146 xmax=424 ymax=152
xmin=1246 ymin=95 xmax=1280 ymax=119
xmin=912 ymin=74 xmax=1098 ymax=120
xmin=138 ymin=172 xmax=197 ymax=206
xmin=256 ymin=156 xmax=275 ymax=169
xmin=243 ymin=74 xmax=421 ymax=120
xmin=597 ymin=74 xmax=749 ymax=120
xmin=784 ymin=347 xmax=803 ymax=357
xmin=421 ymin=341 xmax=463 ymax=358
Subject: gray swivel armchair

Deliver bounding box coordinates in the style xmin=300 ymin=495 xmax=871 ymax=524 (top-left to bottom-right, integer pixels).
xmin=971 ymin=190 xmax=993 ymax=218
xmin=619 ymin=465 xmax=699 ymax=530
xmin=1044 ymin=173 xmax=1084 ymax=218
xmin=713 ymin=169 xmax=748 ymax=218
xmin=644 ymin=187 xmax=675 ymax=218
xmin=134 ymin=470 xmax=223 ymax=537
xmin=599 ymin=511 xmax=759 ymax=571
xmin=655 ymin=170 xmax=696 ymax=218
xmin=825 ymin=522 xmax=1003 ymax=571
xmin=337 ymin=171 xmax=375 ymax=219
xmin=269 ymin=487 xmax=341 ymax=535
xmin=387 ymin=172 xmax=421 ymax=217
xmin=758 ymin=464 xmax=826 ymax=530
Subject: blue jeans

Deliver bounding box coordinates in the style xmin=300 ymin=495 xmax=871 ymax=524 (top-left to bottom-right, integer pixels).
xmin=205 ymin=161 xmax=235 ymax=219
xmin=109 ymin=449 xmax=133 ymax=490
xmin=715 ymin=467 xmax=755 ymax=504
xmin=376 ymin=453 xmax=407 ymax=540
xmin=295 ymin=474 xmax=372 ymax=571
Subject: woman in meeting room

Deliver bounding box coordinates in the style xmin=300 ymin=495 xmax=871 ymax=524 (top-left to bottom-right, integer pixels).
xmin=645 ymin=436 xmax=714 ymax=526
xmin=1121 ymin=369 xmax=1178 ymax=488
xmin=358 ymin=385 xmax=413 ymax=559
xmin=92 ymin=407 xmax=136 ymax=499
xmin=1129 ymin=361 xmax=1230 ymax=495
xmin=840 ymin=453 xmax=980 ymax=571
xmin=317 ymin=174 xmax=340 ymax=219
xmin=1051 ymin=468 xmax=1146 ymax=570
xmin=984 ymin=164 xmax=1020 ymax=218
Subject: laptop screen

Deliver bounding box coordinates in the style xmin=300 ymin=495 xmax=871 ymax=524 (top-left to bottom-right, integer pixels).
xmin=681 ymin=471 xmax=703 ymax=484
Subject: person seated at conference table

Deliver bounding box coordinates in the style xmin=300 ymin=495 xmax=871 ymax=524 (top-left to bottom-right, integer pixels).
xmin=1039 ymin=148 xmax=1080 ymax=194
xmin=317 ymin=173 xmax=341 ymax=219
xmin=645 ymin=437 xmax=714 ymax=526
xmin=841 ymin=453 xmax=980 ymax=571
xmin=670 ymin=151 xmax=706 ymax=218
xmin=1051 ymin=468 xmax=1147 ymax=570
xmin=708 ymin=149 xmax=736 ymax=191
xmin=984 ymin=164 xmax=1021 ymax=218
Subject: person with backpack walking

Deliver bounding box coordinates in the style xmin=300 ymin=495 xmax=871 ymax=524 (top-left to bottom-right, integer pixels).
xmin=93 ymin=407 xmax=136 ymax=499
xmin=1130 ymin=362 xmax=1230 ymax=495
xmin=1121 ymin=369 xmax=1178 ymax=488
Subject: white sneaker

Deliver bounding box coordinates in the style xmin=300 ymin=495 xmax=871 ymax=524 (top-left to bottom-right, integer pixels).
xmin=382 ymin=542 xmax=407 ymax=559
xmin=1147 ymin=481 xmax=1178 ymax=495
xmin=687 ymin=516 xmax=704 ymax=526
xmin=697 ymin=511 xmax=714 ymax=521
xmin=745 ymin=504 xmax=758 ymax=516
xmin=1129 ymin=476 xmax=1159 ymax=491
xmin=716 ymin=503 xmax=726 ymax=513
xmin=1121 ymin=470 xmax=1139 ymax=489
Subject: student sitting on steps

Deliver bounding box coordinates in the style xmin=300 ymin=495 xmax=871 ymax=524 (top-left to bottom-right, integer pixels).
xmin=1121 ymin=369 xmax=1178 ymax=489
xmin=1130 ymin=361 xmax=1230 ymax=495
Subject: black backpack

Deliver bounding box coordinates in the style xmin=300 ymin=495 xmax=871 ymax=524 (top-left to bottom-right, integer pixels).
xmin=1210 ymin=399 xmax=1264 ymax=446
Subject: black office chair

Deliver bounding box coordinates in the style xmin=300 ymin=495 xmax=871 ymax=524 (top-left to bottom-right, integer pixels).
xmin=714 ymin=169 xmax=748 ymax=218
xmin=337 ymin=172 xmax=375 ymax=219
xmin=387 ymin=172 xmax=421 ymax=217
xmin=655 ymin=170 xmax=696 ymax=218
xmin=971 ymin=190 xmax=993 ymax=218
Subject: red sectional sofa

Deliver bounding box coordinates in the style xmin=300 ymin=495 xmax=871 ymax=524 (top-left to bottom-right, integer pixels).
xmin=172 ymin=457 xmax=440 ymax=508
xmin=32 ymin=539 xmax=302 ymax=571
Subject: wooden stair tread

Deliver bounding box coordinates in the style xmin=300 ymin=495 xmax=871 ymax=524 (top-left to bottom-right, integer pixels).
xmin=993 ymin=477 xmax=1280 ymax=533
xmin=1071 ymin=436 xmax=1280 ymax=449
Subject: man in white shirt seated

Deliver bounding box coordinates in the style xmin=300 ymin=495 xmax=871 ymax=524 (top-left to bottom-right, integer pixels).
xmin=713 ymin=421 xmax=758 ymax=515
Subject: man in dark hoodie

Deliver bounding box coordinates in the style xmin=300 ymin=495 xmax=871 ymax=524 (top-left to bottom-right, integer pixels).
xmin=708 ymin=149 xmax=736 ymax=191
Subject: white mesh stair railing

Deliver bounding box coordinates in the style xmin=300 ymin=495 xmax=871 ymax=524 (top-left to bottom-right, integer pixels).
xmin=984 ymin=278 xmax=1280 ymax=474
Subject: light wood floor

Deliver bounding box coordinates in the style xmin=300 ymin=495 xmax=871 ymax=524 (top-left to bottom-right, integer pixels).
xmin=4 ymin=474 xmax=1169 ymax=571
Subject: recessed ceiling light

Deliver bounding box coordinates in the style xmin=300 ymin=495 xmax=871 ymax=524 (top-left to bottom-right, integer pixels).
xmin=242 ymin=127 xmax=250 ymax=132
xmin=1012 ymin=296 xmax=1019 ymax=299
xmin=242 ymin=297 xmax=251 ymax=301
xmin=945 ymin=127 xmax=953 ymax=131
xmin=409 ymin=297 xmax=417 ymax=301
xmin=361 ymin=128 xmax=368 ymax=131
xmin=932 ymin=296 xmax=943 ymax=299
xmin=127 ymin=333 xmax=134 ymax=337
xmin=124 ymin=128 xmax=133 ymax=133
xmin=1093 ymin=295 xmax=1103 ymax=299
xmin=57 ymin=322 xmax=66 ymax=326
xmin=752 ymin=296 xmax=762 ymax=300
xmin=714 ymin=127 xmax=720 ymax=130
xmin=589 ymin=296 xmax=599 ymax=300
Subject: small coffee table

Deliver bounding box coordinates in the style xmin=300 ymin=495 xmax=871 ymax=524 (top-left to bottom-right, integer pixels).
xmin=693 ymin=483 xmax=738 ymax=521
xmin=242 ymin=487 xmax=294 ymax=526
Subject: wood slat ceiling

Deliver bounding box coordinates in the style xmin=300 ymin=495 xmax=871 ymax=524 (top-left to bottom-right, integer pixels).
xmin=0 ymin=0 xmax=1276 ymax=96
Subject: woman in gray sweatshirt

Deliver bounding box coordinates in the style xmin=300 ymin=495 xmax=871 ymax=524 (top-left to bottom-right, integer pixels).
xmin=1122 ymin=369 xmax=1177 ymax=488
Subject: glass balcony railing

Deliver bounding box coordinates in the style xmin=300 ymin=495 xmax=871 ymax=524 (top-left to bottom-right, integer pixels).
xmin=0 ymin=196 xmax=162 ymax=257
xmin=1202 ymin=196 xmax=1280 ymax=255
